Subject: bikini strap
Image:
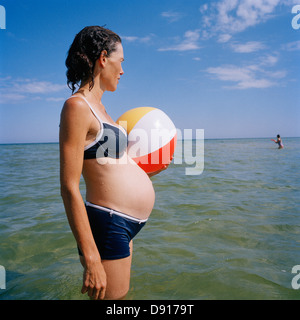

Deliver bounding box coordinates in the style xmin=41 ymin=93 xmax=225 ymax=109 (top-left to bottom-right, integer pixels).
xmin=67 ymin=95 xmax=103 ymax=125
xmin=67 ymin=95 xmax=127 ymax=136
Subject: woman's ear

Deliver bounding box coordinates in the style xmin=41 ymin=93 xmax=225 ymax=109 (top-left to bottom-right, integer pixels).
xmin=99 ymin=50 xmax=108 ymax=68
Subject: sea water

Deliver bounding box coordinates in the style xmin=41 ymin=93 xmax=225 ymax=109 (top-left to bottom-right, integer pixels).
xmin=0 ymin=138 xmax=299 ymax=300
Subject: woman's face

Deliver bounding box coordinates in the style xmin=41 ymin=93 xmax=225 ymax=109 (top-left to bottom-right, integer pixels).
xmin=101 ymin=42 xmax=124 ymax=92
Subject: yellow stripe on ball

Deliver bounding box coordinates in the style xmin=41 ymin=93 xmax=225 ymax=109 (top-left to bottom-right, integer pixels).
xmin=116 ymin=107 xmax=156 ymax=134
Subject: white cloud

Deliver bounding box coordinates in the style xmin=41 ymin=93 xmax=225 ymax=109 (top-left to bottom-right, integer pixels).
xmin=199 ymin=4 xmax=209 ymax=14
xmin=231 ymin=41 xmax=266 ymax=53
xmin=202 ymin=0 xmax=286 ymax=39
xmin=46 ymin=97 xmax=66 ymax=102
xmin=0 ymin=78 xmax=67 ymax=104
xmin=161 ymin=11 xmax=184 ymax=23
xmin=158 ymin=30 xmax=201 ymax=52
xmin=206 ymin=54 xmax=286 ymax=89
xmin=206 ymin=65 xmax=274 ymax=89
xmin=0 ymin=93 xmax=26 ymax=103
xmin=217 ymin=34 xmax=232 ymax=43
xmin=122 ymin=34 xmax=154 ymax=44
xmin=265 ymin=70 xmax=287 ymax=79
xmin=282 ymin=40 xmax=300 ymax=51
xmin=260 ymin=54 xmax=279 ymax=66
xmin=13 ymin=80 xmax=66 ymax=94
xmin=122 ymin=36 xmax=139 ymax=42
xmin=207 ymin=65 xmax=253 ymax=82
xmin=217 ymin=0 xmax=280 ymax=33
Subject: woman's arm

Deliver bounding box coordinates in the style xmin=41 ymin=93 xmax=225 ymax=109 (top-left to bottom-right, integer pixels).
xmin=59 ymin=98 xmax=106 ymax=300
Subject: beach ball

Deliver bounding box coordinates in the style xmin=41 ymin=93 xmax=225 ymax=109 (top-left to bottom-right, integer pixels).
xmin=117 ymin=107 xmax=177 ymax=174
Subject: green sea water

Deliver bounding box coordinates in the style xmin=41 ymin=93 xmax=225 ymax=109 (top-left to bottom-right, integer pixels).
xmin=0 ymin=138 xmax=299 ymax=300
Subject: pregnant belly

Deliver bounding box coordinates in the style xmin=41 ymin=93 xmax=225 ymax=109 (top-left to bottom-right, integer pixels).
xmin=83 ymin=157 xmax=155 ymax=220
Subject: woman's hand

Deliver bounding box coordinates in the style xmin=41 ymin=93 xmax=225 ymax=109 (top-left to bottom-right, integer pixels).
xmin=147 ymin=164 xmax=168 ymax=177
xmin=81 ymin=258 xmax=107 ymax=300
xmin=147 ymin=156 xmax=174 ymax=178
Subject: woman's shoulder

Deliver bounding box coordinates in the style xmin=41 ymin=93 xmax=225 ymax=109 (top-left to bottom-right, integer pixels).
xmin=60 ymin=96 xmax=93 ymax=132
xmin=62 ymin=95 xmax=90 ymax=117
xmin=63 ymin=95 xmax=87 ymax=108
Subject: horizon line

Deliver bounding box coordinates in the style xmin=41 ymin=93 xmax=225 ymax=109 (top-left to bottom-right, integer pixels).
xmin=1 ymin=136 xmax=299 ymax=145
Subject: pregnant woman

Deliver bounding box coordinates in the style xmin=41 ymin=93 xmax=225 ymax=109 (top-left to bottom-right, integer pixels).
xmin=60 ymin=26 xmax=164 ymax=300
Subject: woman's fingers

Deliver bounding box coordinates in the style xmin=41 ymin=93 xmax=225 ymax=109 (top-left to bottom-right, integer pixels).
xmin=81 ymin=270 xmax=89 ymax=294
xmin=93 ymin=283 xmax=106 ymax=300
xmin=81 ymin=266 xmax=106 ymax=300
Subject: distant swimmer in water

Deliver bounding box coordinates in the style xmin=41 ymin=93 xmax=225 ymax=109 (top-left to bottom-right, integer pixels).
xmin=271 ymin=134 xmax=284 ymax=149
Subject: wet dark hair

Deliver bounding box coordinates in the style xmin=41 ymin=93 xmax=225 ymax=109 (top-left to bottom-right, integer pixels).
xmin=65 ymin=26 xmax=121 ymax=93
xmin=277 ymin=134 xmax=280 ymax=138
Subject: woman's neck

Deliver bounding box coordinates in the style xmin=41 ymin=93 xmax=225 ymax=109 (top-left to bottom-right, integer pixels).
xmin=78 ymin=80 xmax=104 ymax=105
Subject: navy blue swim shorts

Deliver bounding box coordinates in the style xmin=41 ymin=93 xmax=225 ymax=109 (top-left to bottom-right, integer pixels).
xmin=78 ymin=202 xmax=147 ymax=260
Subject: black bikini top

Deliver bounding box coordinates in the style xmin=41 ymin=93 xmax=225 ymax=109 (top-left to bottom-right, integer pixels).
xmin=68 ymin=95 xmax=127 ymax=160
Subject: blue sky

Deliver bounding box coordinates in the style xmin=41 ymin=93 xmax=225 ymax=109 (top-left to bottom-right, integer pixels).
xmin=0 ymin=0 xmax=299 ymax=143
